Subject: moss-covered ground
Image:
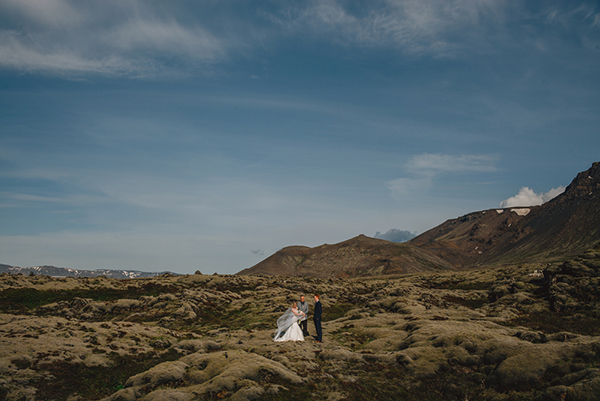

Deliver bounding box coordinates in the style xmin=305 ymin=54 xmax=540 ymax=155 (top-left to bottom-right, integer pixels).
xmin=1 ymin=249 xmax=600 ymax=400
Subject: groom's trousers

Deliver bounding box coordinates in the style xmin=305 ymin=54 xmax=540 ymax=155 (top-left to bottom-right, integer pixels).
xmin=313 ymin=318 xmax=322 ymax=342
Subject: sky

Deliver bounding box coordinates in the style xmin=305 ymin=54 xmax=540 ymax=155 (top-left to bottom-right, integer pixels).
xmin=1 ymin=0 xmax=599 ymax=275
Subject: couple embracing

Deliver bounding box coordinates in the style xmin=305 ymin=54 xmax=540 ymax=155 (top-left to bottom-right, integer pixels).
xmin=273 ymin=294 xmax=322 ymax=343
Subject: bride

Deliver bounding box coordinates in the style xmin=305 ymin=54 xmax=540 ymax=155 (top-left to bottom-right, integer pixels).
xmin=273 ymin=302 xmax=305 ymax=342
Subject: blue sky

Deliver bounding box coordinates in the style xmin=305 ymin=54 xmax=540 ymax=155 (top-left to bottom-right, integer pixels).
xmin=1 ymin=0 xmax=599 ymax=274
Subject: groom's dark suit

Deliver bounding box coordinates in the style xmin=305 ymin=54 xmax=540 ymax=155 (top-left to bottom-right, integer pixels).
xmin=313 ymin=300 xmax=322 ymax=342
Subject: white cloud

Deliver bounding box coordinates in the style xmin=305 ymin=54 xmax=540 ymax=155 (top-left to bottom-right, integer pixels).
xmin=499 ymin=186 xmax=565 ymax=208
xmin=542 ymin=186 xmax=567 ymax=202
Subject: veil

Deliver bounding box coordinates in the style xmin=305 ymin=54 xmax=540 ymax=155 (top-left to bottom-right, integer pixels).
xmin=274 ymin=307 xmax=301 ymax=339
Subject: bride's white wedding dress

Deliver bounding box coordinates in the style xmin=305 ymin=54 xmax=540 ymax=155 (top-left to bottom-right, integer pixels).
xmin=274 ymin=307 xmax=305 ymax=342
xmin=274 ymin=321 xmax=304 ymax=342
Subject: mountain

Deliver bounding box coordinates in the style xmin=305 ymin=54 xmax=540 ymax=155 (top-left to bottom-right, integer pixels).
xmin=409 ymin=161 xmax=600 ymax=267
xmin=236 ymin=234 xmax=455 ymax=278
xmin=0 ymin=264 xmax=177 ymax=279
xmin=239 ymin=162 xmax=600 ymax=277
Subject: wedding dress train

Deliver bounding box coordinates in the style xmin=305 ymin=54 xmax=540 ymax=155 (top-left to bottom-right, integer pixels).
xmin=273 ymin=307 xmax=305 ymax=342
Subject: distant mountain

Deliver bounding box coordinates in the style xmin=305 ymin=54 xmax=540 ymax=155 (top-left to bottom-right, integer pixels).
xmin=239 ymin=162 xmax=600 ymax=278
xmin=0 ymin=264 xmax=177 ymax=279
xmin=236 ymin=234 xmax=455 ymax=278
xmin=409 ymin=161 xmax=600 ymax=267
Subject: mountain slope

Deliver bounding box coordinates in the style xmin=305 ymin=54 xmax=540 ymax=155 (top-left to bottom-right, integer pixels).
xmin=237 ymin=234 xmax=455 ymax=278
xmin=483 ymin=162 xmax=600 ymax=264
xmin=409 ymin=162 xmax=600 ymax=267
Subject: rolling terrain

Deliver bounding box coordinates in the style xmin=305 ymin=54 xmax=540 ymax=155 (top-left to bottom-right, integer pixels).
xmin=1 ymin=247 xmax=600 ymax=400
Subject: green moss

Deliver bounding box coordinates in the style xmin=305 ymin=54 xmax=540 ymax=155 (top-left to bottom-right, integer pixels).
xmin=323 ymin=302 xmax=353 ymax=322
xmin=33 ymin=348 xmax=181 ymax=400
xmin=165 ymin=301 xmax=270 ymax=333
xmin=0 ymin=283 xmax=179 ymax=312
xmin=503 ymin=312 xmax=600 ymax=336
xmin=257 ymin=362 xmax=543 ymax=401
xmin=442 ymin=294 xmax=487 ymax=309
xmin=426 ymin=279 xmax=493 ymax=291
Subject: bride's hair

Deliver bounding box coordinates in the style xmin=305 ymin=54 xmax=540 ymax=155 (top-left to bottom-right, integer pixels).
xmin=291 ymin=302 xmax=297 ymax=308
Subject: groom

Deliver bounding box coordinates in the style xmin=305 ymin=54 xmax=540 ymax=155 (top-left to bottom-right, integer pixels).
xmin=313 ymin=294 xmax=322 ymax=343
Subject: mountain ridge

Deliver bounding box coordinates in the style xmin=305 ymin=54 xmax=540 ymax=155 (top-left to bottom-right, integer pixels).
xmin=240 ymin=161 xmax=600 ymax=277
xmin=0 ymin=264 xmax=178 ymax=279
xmin=410 ymin=161 xmax=600 ymax=267
xmin=236 ymin=234 xmax=456 ymax=277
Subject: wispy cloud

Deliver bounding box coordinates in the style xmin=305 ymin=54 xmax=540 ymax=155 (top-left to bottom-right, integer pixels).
xmin=1 ymin=0 xmax=84 ymax=28
xmin=267 ymin=0 xmax=600 ymax=62
xmin=405 ymin=153 xmax=498 ymax=175
xmin=104 ymin=19 xmax=224 ymax=58
xmin=1 ymin=192 xmax=65 ymax=203
xmin=386 ymin=176 xmax=432 ymax=199
xmin=0 ymin=0 xmax=228 ymax=77
xmin=0 ymin=31 xmax=138 ymax=75
xmin=387 ymin=153 xmax=498 ymax=200
xmin=1 ymin=1 xmax=597 ymax=77
xmin=268 ymin=0 xmax=509 ymax=56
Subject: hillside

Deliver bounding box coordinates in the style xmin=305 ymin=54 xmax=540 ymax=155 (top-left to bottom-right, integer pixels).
xmin=410 ymin=161 xmax=600 ymax=267
xmin=240 ymin=162 xmax=600 ymax=277
xmin=237 ymin=234 xmax=455 ymax=277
